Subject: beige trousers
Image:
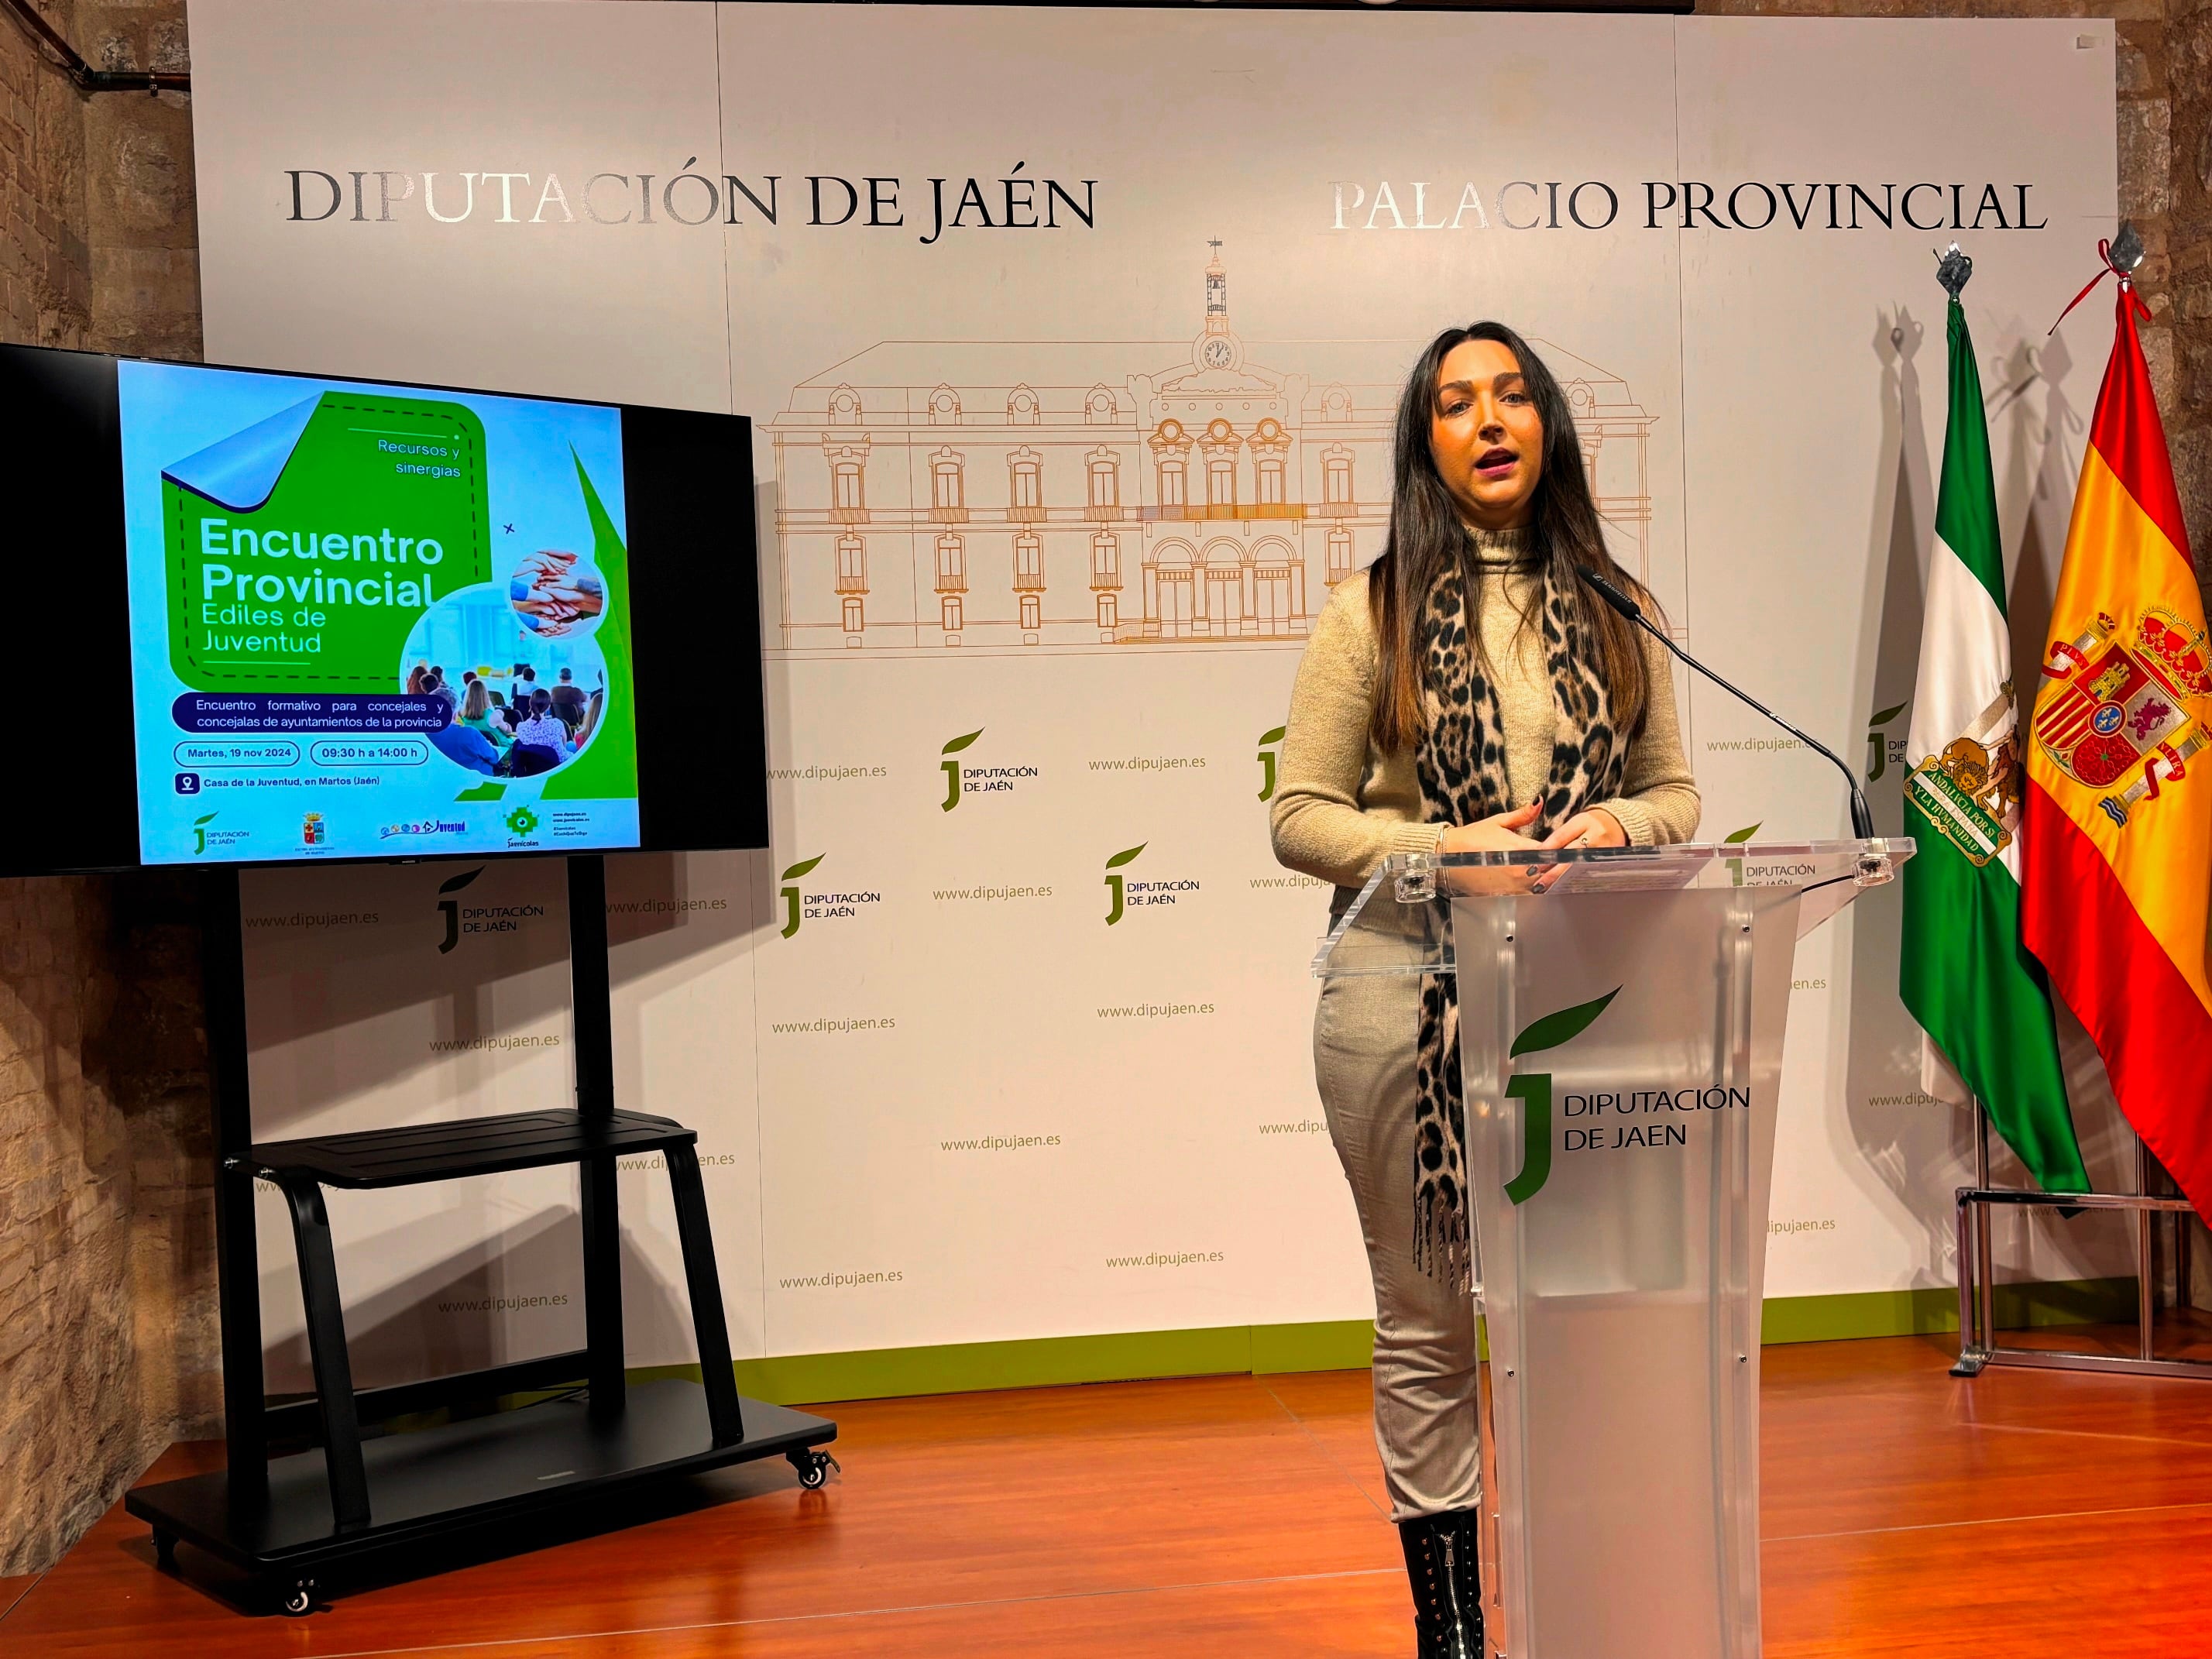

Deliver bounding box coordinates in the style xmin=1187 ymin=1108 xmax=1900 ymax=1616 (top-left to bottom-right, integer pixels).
xmin=1313 ymin=921 xmax=1482 ymax=1523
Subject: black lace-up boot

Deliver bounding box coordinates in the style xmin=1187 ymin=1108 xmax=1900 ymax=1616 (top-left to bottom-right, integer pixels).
xmin=1397 ymin=1508 xmax=1485 ymax=1659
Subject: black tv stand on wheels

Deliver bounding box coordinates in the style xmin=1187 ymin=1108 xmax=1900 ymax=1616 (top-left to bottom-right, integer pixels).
xmin=127 ymin=855 xmax=836 ymax=1613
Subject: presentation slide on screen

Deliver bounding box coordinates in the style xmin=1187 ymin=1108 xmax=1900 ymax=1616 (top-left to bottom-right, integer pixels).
xmin=120 ymin=361 xmax=641 ymax=864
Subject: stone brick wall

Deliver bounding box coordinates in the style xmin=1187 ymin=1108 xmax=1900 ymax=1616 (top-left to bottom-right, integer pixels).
xmin=2 ymin=0 xmax=88 ymax=344
xmin=0 ymin=0 xmax=211 ymax=1579
xmin=0 ymin=875 xmax=217 ymax=1575
xmin=2172 ymin=0 xmax=2210 ymax=559
xmin=76 ymin=0 xmax=198 ymax=362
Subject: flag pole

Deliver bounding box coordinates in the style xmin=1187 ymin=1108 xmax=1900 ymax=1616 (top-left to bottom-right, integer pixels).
xmin=2138 ymin=1135 xmax=2159 ymax=1361
xmin=2176 ymin=1203 xmax=2194 ymax=1318
xmin=1974 ymin=1108 xmax=1994 ymax=1349
xmin=2180 ymin=1186 xmax=2196 ymax=1312
xmin=1954 ymin=1101 xmax=1997 ymax=1372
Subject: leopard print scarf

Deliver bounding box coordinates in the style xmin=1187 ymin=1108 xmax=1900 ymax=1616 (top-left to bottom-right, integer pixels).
xmin=1411 ymin=539 xmax=1630 ymax=1283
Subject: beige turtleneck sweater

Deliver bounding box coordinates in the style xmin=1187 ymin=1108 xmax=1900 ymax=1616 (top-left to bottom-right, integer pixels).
xmin=1269 ymin=529 xmax=1700 ymax=898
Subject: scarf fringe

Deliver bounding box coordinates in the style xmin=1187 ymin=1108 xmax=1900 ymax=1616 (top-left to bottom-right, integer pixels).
xmin=1413 ymin=1186 xmax=1474 ymax=1293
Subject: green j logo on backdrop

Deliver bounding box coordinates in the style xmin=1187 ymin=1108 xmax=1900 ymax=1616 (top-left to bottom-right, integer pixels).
xmin=436 ymin=866 xmax=482 ymax=954
xmin=1256 ymin=726 xmax=1286 ymax=802
xmin=1103 ymin=843 xmax=1145 ymax=926
xmin=191 ymin=812 xmax=215 ymax=854
xmin=1724 ymin=822 xmax=1760 ymax=886
xmin=1503 ymin=988 xmax=1620 ymax=1204
xmin=780 ymin=854 xmax=823 ymax=938
xmin=1866 ymin=702 xmax=1908 ymax=782
xmin=940 ymin=728 xmax=983 ymax=812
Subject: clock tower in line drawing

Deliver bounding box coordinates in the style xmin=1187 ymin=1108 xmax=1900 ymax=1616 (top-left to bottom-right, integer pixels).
xmin=1198 ymin=239 xmax=1238 ymax=372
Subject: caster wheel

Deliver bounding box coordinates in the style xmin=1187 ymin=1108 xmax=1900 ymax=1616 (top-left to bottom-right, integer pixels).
xmin=280 ymin=1580 xmax=316 ymax=1617
xmin=789 ymin=1448 xmax=837 ymax=1490
xmin=153 ymin=1532 xmax=177 ymax=1570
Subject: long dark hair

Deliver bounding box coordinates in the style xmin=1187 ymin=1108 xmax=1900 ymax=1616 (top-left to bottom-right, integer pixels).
xmin=1367 ymin=321 xmax=1655 ymax=754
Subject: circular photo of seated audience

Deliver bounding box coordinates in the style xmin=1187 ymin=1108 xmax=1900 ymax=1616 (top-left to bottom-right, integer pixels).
xmin=509 ymin=548 xmax=606 ymax=640
xmin=400 ymin=583 xmax=613 ymax=781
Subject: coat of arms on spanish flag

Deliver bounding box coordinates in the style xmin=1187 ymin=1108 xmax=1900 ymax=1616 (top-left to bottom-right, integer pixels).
xmin=2023 ymin=254 xmax=2212 ymax=1220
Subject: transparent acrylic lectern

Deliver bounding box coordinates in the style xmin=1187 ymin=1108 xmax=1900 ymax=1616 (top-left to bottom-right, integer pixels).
xmin=1314 ymin=839 xmax=1911 ymax=1659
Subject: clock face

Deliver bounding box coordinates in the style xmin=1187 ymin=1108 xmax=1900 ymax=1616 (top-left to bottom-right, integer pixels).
xmin=1200 ymin=337 xmax=1236 ymax=369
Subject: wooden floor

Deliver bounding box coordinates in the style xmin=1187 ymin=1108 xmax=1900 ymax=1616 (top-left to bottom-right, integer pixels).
xmin=6 ymin=1332 xmax=2212 ymax=1656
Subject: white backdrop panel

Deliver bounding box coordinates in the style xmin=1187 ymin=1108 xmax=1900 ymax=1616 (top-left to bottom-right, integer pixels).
xmin=188 ymin=2 xmax=2123 ymax=1371
xmin=241 ymin=858 xmax=579 ymax=1392
xmin=189 ymin=0 xmax=732 ymax=410
xmin=1673 ymin=18 xmax=2134 ymax=1297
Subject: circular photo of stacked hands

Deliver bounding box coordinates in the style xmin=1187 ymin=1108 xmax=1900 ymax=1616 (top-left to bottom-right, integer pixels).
xmin=509 ymin=549 xmax=605 ymax=637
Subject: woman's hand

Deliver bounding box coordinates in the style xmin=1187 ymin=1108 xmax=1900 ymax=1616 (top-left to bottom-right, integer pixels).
xmin=1435 ymin=800 xmax=1547 ymax=895
xmin=1437 ymin=799 xmax=1544 ymax=856
xmin=1541 ymin=808 xmax=1628 ymax=850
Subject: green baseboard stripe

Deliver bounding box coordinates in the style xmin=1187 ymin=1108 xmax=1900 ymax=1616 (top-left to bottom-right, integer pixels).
xmin=1758 ymin=1274 xmax=2136 ymax=1344
xmin=623 ymin=1276 xmax=2141 ymax=1408
xmin=1249 ymin=1318 xmax=1378 ymax=1375
xmin=737 ymin=1324 xmax=1259 ymax=1403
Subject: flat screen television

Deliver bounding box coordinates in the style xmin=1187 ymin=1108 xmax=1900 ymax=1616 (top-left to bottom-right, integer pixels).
xmin=5 ymin=344 xmax=764 ymax=874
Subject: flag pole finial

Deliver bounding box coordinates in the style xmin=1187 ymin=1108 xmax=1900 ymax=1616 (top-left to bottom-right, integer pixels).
xmin=2109 ymin=221 xmax=2145 ymax=276
xmin=1935 ymin=242 xmax=1973 ymax=300
xmin=2048 ymin=225 xmax=2153 ymax=336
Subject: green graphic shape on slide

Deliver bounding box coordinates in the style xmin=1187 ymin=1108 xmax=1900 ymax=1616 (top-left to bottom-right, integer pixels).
xmin=162 ymin=390 xmax=493 ymax=689
xmin=540 ymin=454 xmax=637 ymax=801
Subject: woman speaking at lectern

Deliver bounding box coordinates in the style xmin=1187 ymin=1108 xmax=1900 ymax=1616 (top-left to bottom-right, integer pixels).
xmin=1269 ymin=322 xmax=1698 ymax=1657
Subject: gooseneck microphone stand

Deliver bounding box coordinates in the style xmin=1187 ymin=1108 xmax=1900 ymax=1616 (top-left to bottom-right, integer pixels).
xmin=1575 ymin=565 xmax=1876 ymax=839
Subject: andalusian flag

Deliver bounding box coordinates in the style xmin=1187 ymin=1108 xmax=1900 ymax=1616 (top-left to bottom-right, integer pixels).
xmin=1900 ymin=295 xmax=2088 ymax=1193
xmin=2024 ymin=276 xmax=2212 ymax=1220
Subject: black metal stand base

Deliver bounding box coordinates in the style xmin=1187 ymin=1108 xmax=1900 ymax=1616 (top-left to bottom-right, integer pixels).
xmin=172 ymin=859 xmax=824 ymax=1616
xmin=127 ymin=1379 xmax=835 ymax=1606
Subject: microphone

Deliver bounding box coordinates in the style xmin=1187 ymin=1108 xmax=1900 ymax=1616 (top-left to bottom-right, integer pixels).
xmin=1574 ymin=565 xmax=1876 ymax=840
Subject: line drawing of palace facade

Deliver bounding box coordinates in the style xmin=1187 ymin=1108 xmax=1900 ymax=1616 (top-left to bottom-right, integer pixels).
xmin=767 ymin=246 xmax=1655 ymax=655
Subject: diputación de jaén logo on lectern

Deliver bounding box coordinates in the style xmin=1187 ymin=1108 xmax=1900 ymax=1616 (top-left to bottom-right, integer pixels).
xmin=1499 ymin=988 xmax=1756 ymax=1205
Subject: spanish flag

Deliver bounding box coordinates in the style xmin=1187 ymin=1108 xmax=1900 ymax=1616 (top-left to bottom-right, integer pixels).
xmin=2022 ymin=275 xmax=2212 ymax=1219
